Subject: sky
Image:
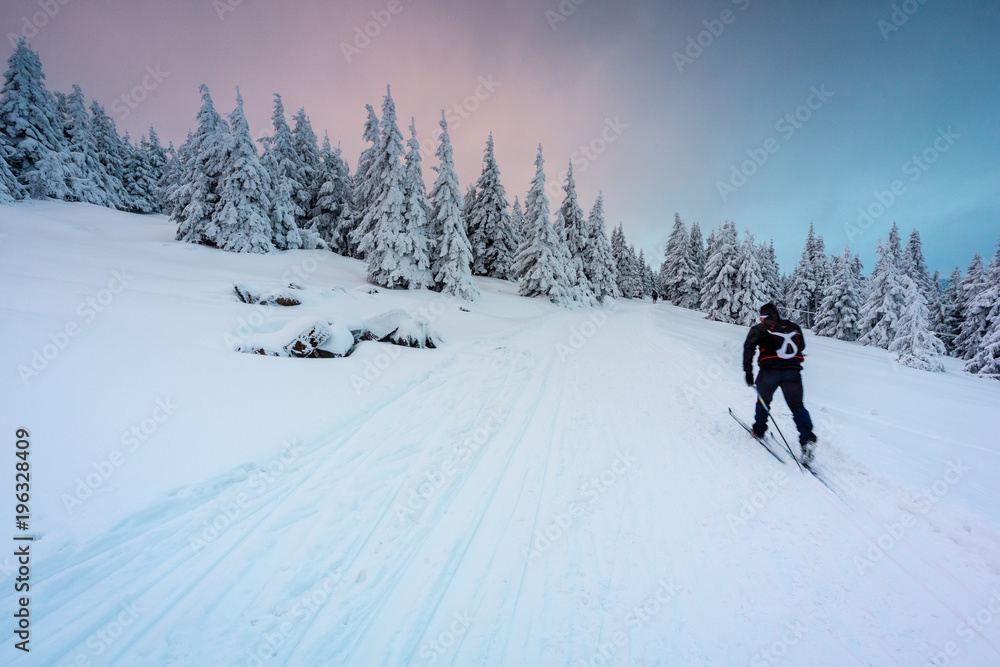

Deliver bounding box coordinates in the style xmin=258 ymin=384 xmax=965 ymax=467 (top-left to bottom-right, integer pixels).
xmin=3 ymin=0 xmax=998 ymax=276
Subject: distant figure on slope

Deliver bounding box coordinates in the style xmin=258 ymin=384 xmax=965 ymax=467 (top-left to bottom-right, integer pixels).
xmin=652 ymin=292 xmax=658 ymax=304
xmin=743 ymin=303 xmax=818 ymax=464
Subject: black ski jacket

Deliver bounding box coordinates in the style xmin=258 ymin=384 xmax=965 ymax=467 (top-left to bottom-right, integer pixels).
xmin=743 ymin=317 xmax=806 ymax=373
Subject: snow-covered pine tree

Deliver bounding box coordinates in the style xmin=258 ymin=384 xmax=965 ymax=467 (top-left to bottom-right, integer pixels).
xmin=350 ymin=104 xmax=381 ymax=258
xmin=554 ymin=162 xmax=594 ymax=302
xmin=144 ymin=127 xmax=168 ymax=211
xmin=0 ymin=39 xmax=65 ymax=190
xmin=889 ymin=274 xmax=946 ymax=372
xmin=259 ymin=147 xmax=302 ymax=250
xmin=582 ymin=192 xmax=619 ymax=302
xmin=757 ymin=241 xmax=781 ymax=305
xmin=902 ymin=229 xmax=934 ymax=304
xmin=700 ymin=221 xmax=739 ymax=323
xmin=940 ymin=266 xmax=964 ymax=355
xmin=0 ymin=136 xmax=23 ymax=203
xmin=686 ymin=222 xmax=705 ymax=309
xmin=429 ymin=111 xmax=478 ymax=300
xmin=661 ymin=212 xmax=693 ymax=303
xmin=733 ymin=230 xmax=767 ymax=325
xmin=173 ymin=85 xmax=232 ymax=246
xmin=89 ymin=101 xmax=130 ymax=209
xmin=121 ymin=133 xmax=158 ymax=213
xmin=512 ymin=196 xmax=527 ymax=246
xmin=357 ymin=86 xmax=412 ymax=288
xmin=62 ymin=84 xmax=117 ymax=207
xmin=970 ymin=258 xmax=1000 ymax=377
xmin=814 ymin=244 xmax=862 ymax=341
xmin=462 ymin=183 xmax=477 ymax=243
xmin=953 ymin=254 xmax=986 ymax=359
xmin=512 ymin=144 xmax=575 ymax=304
xmin=626 ymin=244 xmax=643 ymax=299
xmin=398 ymin=117 xmax=432 ymax=288
xmin=468 ymin=133 xmax=517 ymax=279
xmin=210 ymin=90 xmax=274 ymax=253
xmin=291 ymin=107 xmax=322 ymax=225
xmin=787 ymin=223 xmax=820 ymax=328
xmin=928 ymin=269 xmax=946 ymax=334
xmin=963 ymin=239 xmax=1000 ymax=373
xmin=312 ymin=134 xmax=354 ymax=254
xmin=859 ymin=223 xmax=906 ymax=349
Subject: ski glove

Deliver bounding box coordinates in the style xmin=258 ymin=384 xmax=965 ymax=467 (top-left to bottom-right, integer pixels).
xmin=745 ymin=370 xmax=754 ymax=387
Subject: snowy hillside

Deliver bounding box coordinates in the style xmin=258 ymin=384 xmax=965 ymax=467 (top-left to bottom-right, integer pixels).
xmin=2 ymin=202 xmax=1000 ymax=666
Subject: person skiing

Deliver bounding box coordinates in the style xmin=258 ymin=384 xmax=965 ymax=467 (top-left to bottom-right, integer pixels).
xmin=743 ymin=303 xmax=818 ymax=464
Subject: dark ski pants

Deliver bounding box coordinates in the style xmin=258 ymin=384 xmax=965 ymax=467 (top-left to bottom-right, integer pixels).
xmin=753 ymin=368 xmax=813 ymax=443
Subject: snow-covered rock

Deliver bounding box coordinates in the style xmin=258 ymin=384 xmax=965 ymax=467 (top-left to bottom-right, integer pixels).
xmin=234 ymin=317 xmax=331 ymax=357
xmin=361 ymin=309 xmax=439 ymax=348
xmin=233 ymin=283 xmax=302 ymax=307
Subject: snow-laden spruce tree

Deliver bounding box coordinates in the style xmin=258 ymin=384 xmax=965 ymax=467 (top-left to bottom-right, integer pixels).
xmin=121 ymin=133 xmax=158 ymax=213
xmin=468 ymin=133 xmax=518 ymax=279
xmin=971 ymin=273 xmax=1000 ymax=379
xmin=661 ymin=213 xmax=693 ymax=303
xmin=940 ymin=266 xmax=965 ymax=355
xmin=513 ymin=144 xmax=576 ymax=305
xmin=687 ymin=222 xmax=706 ymax=309
xmin=611 ymin=224 xmax=636 ymax=298
xmin=0 ymin=138 xmax=23 ymax=204
xmin=700 ymin=221 xmax=740 ymax=323
xmin=0 ymin=39 xmax=65 ymax=188
xmin=734 ymin=229 xmax=768 ymax=325
xmin=351 ymin=104 xmax=381 ymax=257
xmin=260 ymin=147 xmax=303 ymax=250
xmin=815 ymin=245 xmax=863 ymax=341
xmin=173 ymin=85 xmax=232 ymax=246
xmin=210 ymin=91 xmax=274 ymax=254
xmin=63 ymin=85 xmax=118 ymax=207
xmin=512 ymin=196 xmax=527 ymax=245
xmin=787 ymin=223 xmax=822 ymax=328
xmin=889 ymin=274 xmax=946 ymax=372
xmin=554 ymin=162 xmax=595 ymax=303
xmin=313 ymin=134 xmax=354 ymax=255
xmin=902 ymin=229 xmax=934 ymax=304
xmin=291 ymin=107 xmax=322 ymax=223
xmin=89 ymin=101 xmax=130 ymax=209
xmin=398 ymin=118 xmax=432 ymax=288
xmin=757 ymin=241 xmax=781 ymax=305
xmin=952 ymin=253 xmax=986 ymax=359
xmin=582 ymin=192 xmax=619 ymax=302
xmin=963 ymin=240 xmax=1000 ymax=373
xmin=357 ymin=86 xmax=412 ymax=288
xmin=429 ymin=111 xmax=478 ymax=300
xmin=144 ymin=127 xmax=168 ymax=210
xmin=859 ymin=223 xmax=905 ymax=348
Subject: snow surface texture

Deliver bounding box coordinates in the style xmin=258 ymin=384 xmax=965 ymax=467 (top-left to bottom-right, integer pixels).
xmin=2 ymin=201 xmax=1000 ymax=666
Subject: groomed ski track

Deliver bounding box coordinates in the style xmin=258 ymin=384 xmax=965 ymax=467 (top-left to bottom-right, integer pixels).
xmin=14 ymin=303 xmax=1000 ymax=666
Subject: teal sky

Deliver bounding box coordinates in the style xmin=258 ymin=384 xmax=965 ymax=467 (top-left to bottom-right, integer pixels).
xmin=3 ymin=0 xmax=998 ymax=275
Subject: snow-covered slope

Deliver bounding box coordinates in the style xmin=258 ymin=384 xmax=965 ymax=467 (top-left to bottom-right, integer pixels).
xmin=2 ymin=202 xmax=1000 ymax=666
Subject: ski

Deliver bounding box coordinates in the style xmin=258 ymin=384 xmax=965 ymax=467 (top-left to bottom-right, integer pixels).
xmin=729 ymin=409 xmax=785 ymax=463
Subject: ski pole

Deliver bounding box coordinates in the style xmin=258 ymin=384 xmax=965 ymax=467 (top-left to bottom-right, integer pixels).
xmin=756 ymin=389 xmax=803 ymax=472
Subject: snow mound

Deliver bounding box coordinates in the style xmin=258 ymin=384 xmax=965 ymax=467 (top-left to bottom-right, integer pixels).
xmin=234 ymin=317 xmax=332 ymax=357
xmin=233 ymin=283 xmax=302 ymax=307
xmin=361 ymin=309 xmax=439 ymax=348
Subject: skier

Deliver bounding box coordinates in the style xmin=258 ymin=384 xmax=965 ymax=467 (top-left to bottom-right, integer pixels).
xmin=743 ymin=303 xmax=818 ymax=464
